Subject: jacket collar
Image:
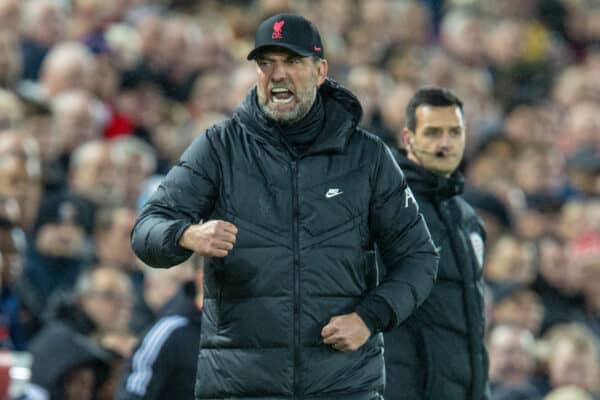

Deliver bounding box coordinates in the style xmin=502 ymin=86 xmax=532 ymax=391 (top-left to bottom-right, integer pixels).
xmin=393 ymin=148 xmax=464 ymax=202
xmin=234 ymin=78 xmax=363 ymax=156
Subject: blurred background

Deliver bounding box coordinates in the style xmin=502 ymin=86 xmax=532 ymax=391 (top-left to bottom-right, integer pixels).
xmin=0 ymin=0 xmax=599 ymax=399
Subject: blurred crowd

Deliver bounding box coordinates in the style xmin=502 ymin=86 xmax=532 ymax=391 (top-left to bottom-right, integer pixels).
xmin=0 ymin=0 xmax=599 ymax=398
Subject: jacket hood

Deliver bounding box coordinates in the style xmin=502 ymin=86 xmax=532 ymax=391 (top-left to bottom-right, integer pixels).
xmin=28 ymin=322 xmax=112 ymax=395
xmin=393 ymin=148 xmax=464 ymax=201
xmin=234 ymin=78 xmax=363 ymax=154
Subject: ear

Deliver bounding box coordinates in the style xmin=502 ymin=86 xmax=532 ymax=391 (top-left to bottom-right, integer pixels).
xmin=401 ymin=127 xmax=412 ymax=149
xmin=316 ymin=59 xmax=328 ymax=87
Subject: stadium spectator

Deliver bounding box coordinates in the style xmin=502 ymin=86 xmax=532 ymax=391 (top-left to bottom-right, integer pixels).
xmin=566 ymin=147 xmax=600 ymax=197
xmin=574 ymin=233 xmax=600 ymax=338
xmin=183 ymin=71 xmax=230 ymax=135
xmin=23 ymin=192 xmax=94 ymax=316
xmin=19 ymin=266 xmax=134 ymax=399
xmin=379 ymin=82 xmax=415 ymax=147
xmin=463 ymin=187 xmax=513 ymax=249
xmin=440 ymin=8 xmax=488 ymax=68
xmin=0 ymin=216 xmax=28 ymax=350
xmin=488 ymin=324 xmax=540 ymax=397
xmin=0 ymin=129 xmax=42 ymax=234
xmin=20 ymin=0 xmax=67 ymax=81
xmin=537 ymin=323 xmax=600 ymax=396
xmin=116 ymin=270 xmax=202 ymax=400
xmin=485 ymin=235 xmax=537 ymax=287
xmin=68 ymin=140 xmax=123 ymax=208
xmin=51 ymin=90 xmax=106 ymax=159
xmin=93 ymin=207 xmax=139 ymax=278
xmin=345 ymin=65 xmax=393 ymax=144
xmin=19 ymin=322 xmax=113 ymax=400
xmin=72 ymin=266 xmax=134 ymax=339
xmin=128 ymin=262 xmax=195 ymax=335
xmin=111 ymin=136 xmax=157 ymax=208
xmin=0 ymin=156 xmax=26 ymax=217
xmin=108 ymin=68 xmax=164 ymax=143
xmin=19 ymin=100 xmax=63 ymax=193
xmin=39 ymin=42 xmax=96 ymax=99
xmin=533 ymin=233 xmax=585 ymax=333
xmin=492 ymin=286 xmax=545 ymax=337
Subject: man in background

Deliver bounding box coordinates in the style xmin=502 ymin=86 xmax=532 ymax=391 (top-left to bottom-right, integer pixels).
xmin=384 ymin=87 xmax=488 ymax=399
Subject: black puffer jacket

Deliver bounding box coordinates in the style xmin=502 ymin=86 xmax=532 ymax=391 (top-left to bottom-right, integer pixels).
xmin=132 ymin=80 xmax=439 ymax=399
xmin=384 ymin=151 xmax=488 ymax=400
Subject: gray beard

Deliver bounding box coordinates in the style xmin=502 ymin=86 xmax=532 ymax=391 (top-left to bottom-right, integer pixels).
xmin=260 ymin=87 xmax=317 ymax=124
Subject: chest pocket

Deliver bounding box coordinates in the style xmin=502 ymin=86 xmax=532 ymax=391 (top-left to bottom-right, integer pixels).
xmin=224 ymin=160 xmax=291 ymax=237
xmin=299 ymin=166 xmax=369 ymax=245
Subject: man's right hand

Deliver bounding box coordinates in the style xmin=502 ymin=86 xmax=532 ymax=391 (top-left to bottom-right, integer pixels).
xmin=179 ymin=220 xmax=238 ymax=257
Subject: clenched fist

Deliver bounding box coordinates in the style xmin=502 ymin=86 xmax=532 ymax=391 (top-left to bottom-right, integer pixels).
xmin=321 ymin=312 xmax=371 ymax=352
xmin=179 ymin=220 xmax=238 ymax=257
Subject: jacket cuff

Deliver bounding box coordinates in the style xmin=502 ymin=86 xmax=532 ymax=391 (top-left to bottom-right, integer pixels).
xmin=355 ymin=295 xmax=394 ymax=335
xmin=174 ymin=221 xmax=193 ymax=249
xmin=165 ymin=220 xmax=194 ymax=262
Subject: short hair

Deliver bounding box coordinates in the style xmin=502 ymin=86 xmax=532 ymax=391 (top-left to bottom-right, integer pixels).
xmin=74 ymin=266 xmax=129 ymax=298
xmin=111 ymin=135 xmax=157 ymax=174
xmin=69 ymin=140 xmax=109 ymax=172
xmin=405 ymin=87 xmax=464 ymax=132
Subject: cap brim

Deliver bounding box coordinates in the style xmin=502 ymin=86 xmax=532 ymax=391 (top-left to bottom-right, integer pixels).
xmin=247 ymin=43 xmax=313 ymax=60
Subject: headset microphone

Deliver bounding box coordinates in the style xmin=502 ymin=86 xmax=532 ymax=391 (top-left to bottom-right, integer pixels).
xmin=408 ymin=139 xmax=446 ymax=160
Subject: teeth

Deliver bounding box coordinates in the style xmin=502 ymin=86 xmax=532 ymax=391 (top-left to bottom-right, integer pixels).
xmin=271 ymin=87 xmax=293 ymax=103
xmin=272 ymin=96 xmax=294 ymax=103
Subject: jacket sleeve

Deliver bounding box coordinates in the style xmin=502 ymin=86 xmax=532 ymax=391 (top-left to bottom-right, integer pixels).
xmin=131 ymin=132 xmax=220 ymax=268
xmin=356 ymin=144 xmax=439 ymax=333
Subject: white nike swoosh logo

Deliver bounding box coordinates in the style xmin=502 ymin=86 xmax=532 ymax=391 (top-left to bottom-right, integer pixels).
xmin=325 ymin=190 xmax=343 ymax=198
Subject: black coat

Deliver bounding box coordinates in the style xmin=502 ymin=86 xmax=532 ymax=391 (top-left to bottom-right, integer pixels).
xmin=132 ymin=80 xmax=439 ymax=399
xmin=116 ymin=282 xmax=202 ymax=400
xmin=383 ymin=152 xmax=488 ymax=400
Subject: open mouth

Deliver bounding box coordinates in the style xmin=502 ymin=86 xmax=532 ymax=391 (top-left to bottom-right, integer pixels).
xmin=271 ymin=87 xmax=294 ymax=104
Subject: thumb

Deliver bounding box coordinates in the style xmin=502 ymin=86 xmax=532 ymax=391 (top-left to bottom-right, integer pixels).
xmin=321 ymin=320 xmax=337 ymax=338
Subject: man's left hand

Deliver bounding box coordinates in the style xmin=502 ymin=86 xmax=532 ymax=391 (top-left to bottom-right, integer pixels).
xmin=321 ymin=312 xmax=371 ymax=352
